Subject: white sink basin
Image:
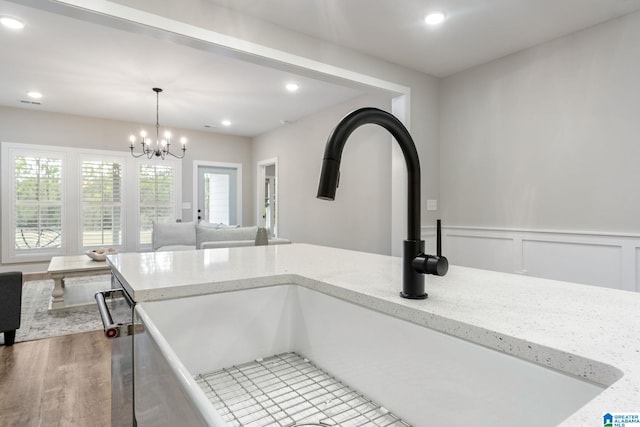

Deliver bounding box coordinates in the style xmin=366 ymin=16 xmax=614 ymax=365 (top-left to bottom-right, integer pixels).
xmin=134 ymin=284 xmax=604 ymax=426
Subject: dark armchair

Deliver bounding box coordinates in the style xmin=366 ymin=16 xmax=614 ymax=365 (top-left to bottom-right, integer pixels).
xmin=0 ymin=271 xmax=23 ymax=346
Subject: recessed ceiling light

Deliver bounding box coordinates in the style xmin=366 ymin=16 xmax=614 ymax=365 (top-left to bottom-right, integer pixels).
xmin=1 ymin=16 xmax=25 ymax=30
xmin=221 ymin=119 xmax=232 ymax=127
xmin=285 ymin=83 xmax=300 ymax=92
xmin=27 ymin=91 xmax=43 ymax=99
xmin=424 ymin=12 xmax=446 ymax=26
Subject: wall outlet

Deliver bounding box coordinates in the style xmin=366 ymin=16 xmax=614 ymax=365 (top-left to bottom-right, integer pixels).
xmin=427 ymin=199 xmax=438 ymax=211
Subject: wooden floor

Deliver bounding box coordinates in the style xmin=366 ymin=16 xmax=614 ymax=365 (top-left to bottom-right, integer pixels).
xmin=0 ymin=331 xmax=111 ymax=426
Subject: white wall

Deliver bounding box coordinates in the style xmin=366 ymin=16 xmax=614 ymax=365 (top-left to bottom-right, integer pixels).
xmin=440 ymin=11 xmax=640 ymax=233
xmin=252 ymin=95 xmax=393 ymax=255
xmin=438 ymin=11 xmax=640 ymax=291
xmin=0 ymin=106 xmax=252 ymax=272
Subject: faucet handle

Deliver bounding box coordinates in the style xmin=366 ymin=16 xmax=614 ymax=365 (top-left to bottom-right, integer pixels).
xmin=436 ymin=219 xmax=443 ymax=257
xmin=412 ymin=254 xmax=449 ymax=276
xmin=412 ymin=219 xmax=449 ymax=276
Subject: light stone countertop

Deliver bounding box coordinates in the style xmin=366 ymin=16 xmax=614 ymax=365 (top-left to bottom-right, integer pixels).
xmin=108 ymin=243 xmax=640 ymax=426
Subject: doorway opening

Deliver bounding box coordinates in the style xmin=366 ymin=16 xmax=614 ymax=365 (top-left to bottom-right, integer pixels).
xmin=257 ymin=158 xmax=278 ymax=237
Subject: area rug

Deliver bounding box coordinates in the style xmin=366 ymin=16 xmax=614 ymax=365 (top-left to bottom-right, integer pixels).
xmin=1 ymin=275 xmax=115 ymax=345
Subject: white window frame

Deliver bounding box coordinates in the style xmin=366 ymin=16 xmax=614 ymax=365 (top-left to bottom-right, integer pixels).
xmin=1 ymin=142 xmax=67 ymax=263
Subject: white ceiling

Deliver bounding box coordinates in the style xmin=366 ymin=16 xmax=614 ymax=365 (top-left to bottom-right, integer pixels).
xmin=2 ymin=0 xmax=640 ymax=137
xmin=205 ymin=0 xmax=640 ymax=77
xmin=0 ymin=0 xmax=367 ymax=137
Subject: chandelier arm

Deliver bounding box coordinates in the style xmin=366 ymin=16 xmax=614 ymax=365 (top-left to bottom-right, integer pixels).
xmin=165 ymin=149 xmax=186 ymax=159
xmin=129 ymin=150 xmax=148 ymax=158
xmin=130 ymin=143 xmax=153 ymax=158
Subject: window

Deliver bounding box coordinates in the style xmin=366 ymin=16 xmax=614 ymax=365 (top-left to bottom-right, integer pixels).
xmin=2 ymin=143 xmax=67 ymax=263
xmin=139 ymin=163 xmax=176 ymax=245
xmin=81 ymin=160 xmax=123 ymax=248
xmin=2 ymin=143 xmax=182 ymax=262
xmin=14 ymin=155 xmax=63 ymax=250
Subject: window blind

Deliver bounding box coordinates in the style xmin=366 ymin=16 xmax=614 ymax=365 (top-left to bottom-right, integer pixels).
xmin=14 ymin=156 xmax=63 ymax=249
xmin=139 ymin=164 xmax=176 ymax=244
xmin=81 ymin=160 xmax=123 ymax=247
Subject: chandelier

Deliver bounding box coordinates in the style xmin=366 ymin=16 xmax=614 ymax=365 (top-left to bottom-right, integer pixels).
xmin=129 ymin=87 xmax=187 ymax=159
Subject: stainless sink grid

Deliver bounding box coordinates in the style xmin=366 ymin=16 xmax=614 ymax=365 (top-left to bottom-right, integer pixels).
xmin=195 ymin=352 xmax=411 ymax=427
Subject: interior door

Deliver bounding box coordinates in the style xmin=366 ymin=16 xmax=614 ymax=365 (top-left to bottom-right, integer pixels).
xmin=197 ymin=166 xmax=238 ymax=225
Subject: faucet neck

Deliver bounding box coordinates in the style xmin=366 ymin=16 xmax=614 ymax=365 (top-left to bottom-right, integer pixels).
xmin=320 ymin=107 xmax=421 ymax=241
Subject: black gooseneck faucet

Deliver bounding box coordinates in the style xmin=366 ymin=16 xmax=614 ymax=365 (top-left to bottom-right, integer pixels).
xmin=316 ymin=107 xmax=448 ymax=299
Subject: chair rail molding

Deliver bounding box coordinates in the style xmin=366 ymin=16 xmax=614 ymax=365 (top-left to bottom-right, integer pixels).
xmin=421 ymin=225 xmax=640 ymax=292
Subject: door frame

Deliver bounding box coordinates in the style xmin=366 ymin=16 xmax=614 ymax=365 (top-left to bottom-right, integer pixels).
xmin=256 ymin=158 xmax=278 ymax=235
xmin=192 ymin=161 xmax=243 ymax=225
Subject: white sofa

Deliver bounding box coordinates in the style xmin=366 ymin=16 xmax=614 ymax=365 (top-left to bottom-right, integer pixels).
xmin=152 ymin=221 xmax=291 ymax=252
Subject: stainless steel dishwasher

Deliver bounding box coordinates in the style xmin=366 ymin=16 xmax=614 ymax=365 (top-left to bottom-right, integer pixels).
xmin=95 ymin=273 xmax=136 ymax=427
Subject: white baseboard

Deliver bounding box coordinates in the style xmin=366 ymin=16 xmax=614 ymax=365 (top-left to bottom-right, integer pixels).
xmin=422 ymin=226 xmax=640 ymax=292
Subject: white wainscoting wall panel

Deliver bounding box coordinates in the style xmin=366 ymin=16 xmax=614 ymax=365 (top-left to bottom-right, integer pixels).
xmin=522 ymin=240 xmax=622 ymax=290
xmin=422 ymin=226 xmax=640 ymax=292
xmin=448 ymin=235 xmax=514 ymax=274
